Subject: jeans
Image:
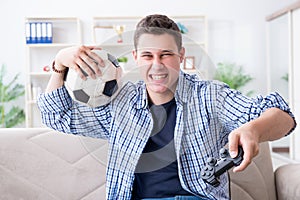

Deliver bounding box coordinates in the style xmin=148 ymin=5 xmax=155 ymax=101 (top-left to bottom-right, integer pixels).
xmin=142 ymin=196 xmax=206 ymax=200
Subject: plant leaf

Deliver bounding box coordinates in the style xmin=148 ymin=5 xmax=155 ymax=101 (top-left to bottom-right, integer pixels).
xmin=4 ymin=106 xmax=25 ymax=128
xmin=0 ymin=64 xmax=25 ymax=127
xmin=214 ymin=62 xmax=254 ymax=96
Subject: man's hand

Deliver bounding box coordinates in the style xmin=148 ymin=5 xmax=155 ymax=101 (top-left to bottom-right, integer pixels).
xmin=45 ymin=45 xmax=105 ymax=93
xmin=55 ymin=45 xmax=105 ymax=80
xmin=228 ymin=107 xmax=295 ymax=173
xmin=228 ymin=125 xmax=259 ymax=172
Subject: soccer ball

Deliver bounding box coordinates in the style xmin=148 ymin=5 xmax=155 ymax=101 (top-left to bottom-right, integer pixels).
xmin=64 ymin=49 xmax=122 ymax=108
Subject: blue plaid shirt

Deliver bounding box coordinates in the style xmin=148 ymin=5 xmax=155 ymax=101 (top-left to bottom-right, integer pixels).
xmin=38 ymin=71 xmax=294 ymax=200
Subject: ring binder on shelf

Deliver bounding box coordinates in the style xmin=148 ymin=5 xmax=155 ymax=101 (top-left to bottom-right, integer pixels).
xmin=46 ymin=22 xmax=52 ymax=43
xmin=25 ymin=23 xmax=31 ymax=44
xmin=25 ymin=22 xmax=52 ymax=44
xmin=36 ymin=23 xmax=42 ymax=43
xmin=30 ymin=23 xmax=37 ymax=43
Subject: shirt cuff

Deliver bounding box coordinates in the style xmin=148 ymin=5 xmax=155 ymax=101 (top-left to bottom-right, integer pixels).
xmin=37 ymin=86 xmax=72 ymax=112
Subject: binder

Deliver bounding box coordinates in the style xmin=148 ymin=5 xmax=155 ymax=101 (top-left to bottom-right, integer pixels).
xmin=36 ymin=22 xmax=42 ymax=43
xmin=25 ymin=23 xmax=31 ymax=44
xmin=30 ymin=23 xmax=37 ymax=43
xmin=46 ymin=22 xmax=52 ymax=43
xmin=25 ymin=21 xmax=53 ymax=44
xmin=41 ymin=22 xmax=47 ymax=43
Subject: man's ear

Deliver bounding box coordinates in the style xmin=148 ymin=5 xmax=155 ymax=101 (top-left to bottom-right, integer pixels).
xmin=132 ymin=49 xmax=137 ymax=62
xmin=179 ymin=47 xmax=185 ymax=63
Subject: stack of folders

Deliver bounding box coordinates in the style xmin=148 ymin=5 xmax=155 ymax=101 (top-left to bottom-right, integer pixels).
xmin=25 ymin=22 xmax=52 ymax=44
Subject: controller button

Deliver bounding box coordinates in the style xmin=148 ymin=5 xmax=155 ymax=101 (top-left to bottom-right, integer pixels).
xmin=204 ymin=166 xmax=209 ymax=171
xmin=207 ymin=157 xmax=216 ymax=166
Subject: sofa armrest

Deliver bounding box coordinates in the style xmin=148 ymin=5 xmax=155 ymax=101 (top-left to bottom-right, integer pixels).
xmin=275 ymin=163 xmax=300 ymax=200
xmin=229 ymin=142 xmax=277 ymax=200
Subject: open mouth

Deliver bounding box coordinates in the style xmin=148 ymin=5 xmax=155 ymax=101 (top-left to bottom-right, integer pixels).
xmin=150 ymin=74 xmax=168 ymax=80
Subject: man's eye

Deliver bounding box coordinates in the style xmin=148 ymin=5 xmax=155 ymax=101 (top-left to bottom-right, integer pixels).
xmin=161 ymin=53 xmax=174 ymax=58
xmin=141 ymin=54 xmax=152 ymax=58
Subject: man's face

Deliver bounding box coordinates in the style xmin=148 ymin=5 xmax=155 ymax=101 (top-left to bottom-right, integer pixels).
xmin=133 ymin=33 xmax=184 ymax=98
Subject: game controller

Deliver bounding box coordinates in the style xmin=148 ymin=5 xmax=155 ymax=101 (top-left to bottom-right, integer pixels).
xmin=200 ymin=146 xmax=244 ymax=187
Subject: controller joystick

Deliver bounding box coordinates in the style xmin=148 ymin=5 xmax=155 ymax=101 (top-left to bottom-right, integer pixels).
xmin=207 ymin=157 xmax=217 ymax=166
xmin=219 ymin=148 xmax=228 ymax=158
xmin=200 ymin=146 xmax=244 ymax=187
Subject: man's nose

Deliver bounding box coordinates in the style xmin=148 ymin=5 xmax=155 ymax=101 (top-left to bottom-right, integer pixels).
xmin=151 ymin=56 xmax=164 ymax=69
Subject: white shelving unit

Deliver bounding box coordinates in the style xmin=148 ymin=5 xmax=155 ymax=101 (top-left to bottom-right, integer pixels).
xmin=92 ymin=16 xmax=141 ymax=83
xmin=266 ymin=1 xmax=300 ymax=160
xmin=171 ymin=15 xmax=210 ymax=78
xmin=92 ymin=15 xmax=209 ymax=82
xmin=24 ymin=15 xmax=207 ymax=127
xmin=25 ymin=17 xmax=82 ymax=127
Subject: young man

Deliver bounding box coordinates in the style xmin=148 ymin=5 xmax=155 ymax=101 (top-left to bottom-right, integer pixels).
xmin=38 ymin=14 xmax=296 ymax=200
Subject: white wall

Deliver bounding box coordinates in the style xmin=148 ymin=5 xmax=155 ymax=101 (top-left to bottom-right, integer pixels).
xmin=0 ymin=0 xmax=298 ymax=105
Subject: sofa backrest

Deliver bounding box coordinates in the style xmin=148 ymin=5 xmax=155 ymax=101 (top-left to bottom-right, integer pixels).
xmin=0 ymin=128 xmax=107 ymax=200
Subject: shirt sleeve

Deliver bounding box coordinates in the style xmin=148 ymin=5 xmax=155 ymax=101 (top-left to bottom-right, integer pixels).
xmin=37 ymin=86 xmax=111 ymax=139
xmin=215 ymin=83 xmax=296 ymax=135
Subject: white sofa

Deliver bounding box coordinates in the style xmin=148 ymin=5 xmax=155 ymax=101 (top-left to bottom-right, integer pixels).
xmin=0 ymin=128 xmax=299 ymax=200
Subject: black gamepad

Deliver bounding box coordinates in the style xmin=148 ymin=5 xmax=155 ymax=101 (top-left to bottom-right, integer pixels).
xmin=200 ymin=146 xmax=244 ymax=187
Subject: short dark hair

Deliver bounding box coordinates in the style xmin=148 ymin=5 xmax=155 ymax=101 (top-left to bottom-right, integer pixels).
xmin=133 ymin=14 xmax=182 ymax=51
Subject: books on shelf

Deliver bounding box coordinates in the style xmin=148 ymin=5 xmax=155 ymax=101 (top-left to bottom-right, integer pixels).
xmin=26 ymin=22 xmax=52 ymax=44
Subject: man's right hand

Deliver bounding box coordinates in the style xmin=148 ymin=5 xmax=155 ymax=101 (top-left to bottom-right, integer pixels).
xmin=55 ymin=45 xmax=105 ymax=80
xmin=45 ymin=45 xmax=105 ymax=93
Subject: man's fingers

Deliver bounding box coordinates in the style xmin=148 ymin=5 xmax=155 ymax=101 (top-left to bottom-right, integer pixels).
xmin=232 ymin=143 xmax=259 ymax=172
xmin=228 ymin=132 xmax=239 ymax=158
xmin=233 ymin=150 xmax=251 ymax=172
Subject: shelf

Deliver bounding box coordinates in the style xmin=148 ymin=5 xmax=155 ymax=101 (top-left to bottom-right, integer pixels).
xmin=29 ymin=72 xmax=52 ymax=76
xmin=94 ymin=42 xmax=205 ymax=48
xmin=92 ymin=16 xmax=207 ymax=49
xmin=25 ymin=17 xmax=79 ymax=21
xmin=25 ymin=16 xmax=82 ymax=128
xmin=25 ymin=17 xmax=82 ymax=45
xmin=93 ymin=16 xmax=141 ymax=45
xmin=94 ymin=43 xmax=134 ymax=48
xmin=26 ymin=43 xmax=78 ymax=48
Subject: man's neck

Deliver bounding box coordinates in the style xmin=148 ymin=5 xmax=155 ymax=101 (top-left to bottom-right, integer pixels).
xmin=147 ymin=91 xmax=175 ymax=105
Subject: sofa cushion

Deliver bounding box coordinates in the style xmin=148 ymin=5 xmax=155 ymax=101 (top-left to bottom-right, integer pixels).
xmin=0 ymin=128 xmax=107 ymax=200
xmin=275 ymin=163 xmax=300 ymax=200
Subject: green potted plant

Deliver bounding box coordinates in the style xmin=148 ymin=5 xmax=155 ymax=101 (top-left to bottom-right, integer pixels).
xmin=281 ymin=73 xmax=288 ymax=82
xmin=0 ymin=64 xmax=25 ymax=128
xmin=214 ymin=62 xmax=254 ymax=96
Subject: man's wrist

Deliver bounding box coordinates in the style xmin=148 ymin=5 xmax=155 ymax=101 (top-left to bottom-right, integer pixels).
xmin=52 ymin=61 xmax=67 ymax=74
